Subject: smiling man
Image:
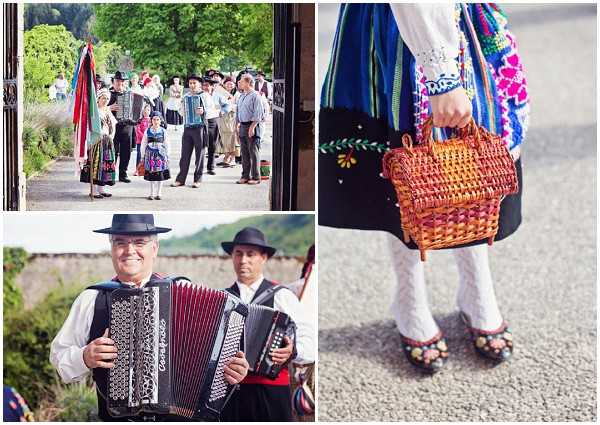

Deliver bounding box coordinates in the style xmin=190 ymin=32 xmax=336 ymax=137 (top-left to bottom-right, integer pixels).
xmin=49 ymin=214 xmax=249 ymax=421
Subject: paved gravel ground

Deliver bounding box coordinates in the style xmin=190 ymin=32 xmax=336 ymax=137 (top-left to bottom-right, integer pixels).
xmin=26 ymin=120 xmax=272 ymax=211
xmin=318 ymin=4 xmax=596 ymax=421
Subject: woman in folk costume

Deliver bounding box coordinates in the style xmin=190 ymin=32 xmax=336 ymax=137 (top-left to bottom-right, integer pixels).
xmin=319 ymin=4 xmax=529 ymax=372
xmin=165 ymin=76 xmax=184 ymax=129
xmin=140 ymin=111 xmax=171 ymax=200
xmin=83 ymin=87 xmax=117 ymax=198
xmin=217 ymin=77 xmax=240 ymax=168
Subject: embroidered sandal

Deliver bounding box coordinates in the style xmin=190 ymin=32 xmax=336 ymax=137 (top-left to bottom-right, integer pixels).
xmin=400 ymin=332 xmax=449 ymax=374
xmin=460 ymin=311 xmax=513 ymax=362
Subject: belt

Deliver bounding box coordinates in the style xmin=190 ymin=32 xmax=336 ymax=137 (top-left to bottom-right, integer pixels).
xmin=240 ymin=121 xmax=253 ymax=125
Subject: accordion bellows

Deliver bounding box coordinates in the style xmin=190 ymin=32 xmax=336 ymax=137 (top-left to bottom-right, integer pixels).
xmin=108 ymin=279 xmax=247 ymax=420
xmin=382 ymin=118 xmax=518 ymax=261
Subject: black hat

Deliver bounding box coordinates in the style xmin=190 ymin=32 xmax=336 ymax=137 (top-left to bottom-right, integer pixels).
xmin=221 ymin=227 xmax=276 ymax=258
xmin=257 ymin=70 xmax=266 ymax=77
xmin=202 ymin=77 xmax=219 ymax=85
xmin=112 ymin=70 xmax=128 ymax=81
xmin=205 ymin=69 xmax=225 ymax=80
xmin=93 ymin=214 xmax=171 ymax=235
xmin=187 ymin=74 xmax=203 ymax=84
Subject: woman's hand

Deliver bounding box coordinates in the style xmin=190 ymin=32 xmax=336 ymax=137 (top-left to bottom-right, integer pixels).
xmin=429 ymin=87 xmax=472 ymax=128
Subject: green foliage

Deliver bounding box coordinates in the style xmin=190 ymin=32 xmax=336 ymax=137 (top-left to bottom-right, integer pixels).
xmin=94 ymin=41 xmax=125 ymax=76
xmin=160 ymin=215 xmax=315 ymax=257
xmin=25 ymin=4 xmax=95 ymax=40
xmin=22 ymin=122 xmax=73 ymax=177
xmin=93 ymin=4 xmax=273 ymax=79
xmin=24 ymin=25 xmax=78 ymax=102
xmin=3 ymin=281 xmax=86 ymax=409
xmin=53 ymin=380 xmax=98 ymax=421
xmin=3 ymin=247 xmax=28 ymax=316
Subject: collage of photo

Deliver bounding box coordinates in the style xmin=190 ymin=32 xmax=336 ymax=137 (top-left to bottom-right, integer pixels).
xmin=1 ymin=2 xmax=596 ymax=423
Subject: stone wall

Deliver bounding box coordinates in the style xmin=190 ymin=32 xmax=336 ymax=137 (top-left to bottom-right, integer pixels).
xmin=16 ymin=253 xmax=304 ymax=309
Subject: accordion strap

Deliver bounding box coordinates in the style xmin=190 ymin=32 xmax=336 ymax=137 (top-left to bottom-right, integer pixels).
xmin=86 ymin=280 xmax=123 ymax=291
xmin=251 ymin=284 xmax=286 ymax=305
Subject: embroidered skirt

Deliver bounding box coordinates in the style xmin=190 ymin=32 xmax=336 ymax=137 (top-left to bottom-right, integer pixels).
xmin=143 ymin=142 xmax=171 ymax=181
xmin=81 ymin=135 xmax=116 ymax=186
xmin=319 ymin=3 xmax=529 ymax=248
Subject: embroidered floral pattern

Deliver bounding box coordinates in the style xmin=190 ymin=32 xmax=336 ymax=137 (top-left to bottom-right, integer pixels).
xmin=415 ymin=46 xmax=452 ymax=69
xmin=412 ymin=67 xmax=430 ymax=144
xmin=319 ymin=138 xmax=389 ymax=154
xmin=337 ymin=149 xmax=357 ymax=168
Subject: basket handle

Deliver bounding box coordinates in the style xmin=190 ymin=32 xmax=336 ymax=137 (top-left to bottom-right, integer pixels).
xmin=421 ymin=116 xmax=482 ymax=156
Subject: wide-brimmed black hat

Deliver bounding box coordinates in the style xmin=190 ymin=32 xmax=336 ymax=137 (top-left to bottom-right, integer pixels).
xmin=187 ymin=73 xmax=203 ymax=84
xmin=112 ymin=70 xmax=128 ymax=81
xmin=93 ymin=214 xmax=171 ymax=235
xmin=221 ymin=227 xmax=276 ymax=258
xmin=202 ymin=77 xmax=219 ymax=85
xmin=205 ymin=69 xmax=225 ymax=80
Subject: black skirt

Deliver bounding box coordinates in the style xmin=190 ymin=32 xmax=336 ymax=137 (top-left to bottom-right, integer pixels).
xmin=143 ymin=170 xmax=171 ymax=182
xmin=166 ymin=109 xmax=183 ymax=125
xmin=220 ymin=384 xmax=292 ymax=422
xmin=318 ymin=107 xmax=523 ymax=250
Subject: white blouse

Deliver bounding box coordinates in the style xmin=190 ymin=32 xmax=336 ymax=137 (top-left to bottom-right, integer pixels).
xmin=390 ymin=4 xmax=461 ymax=95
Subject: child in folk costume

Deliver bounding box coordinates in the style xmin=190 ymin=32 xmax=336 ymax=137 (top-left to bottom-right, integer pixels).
xmin=320 ymin=4 xmax=529 ymax=372
xmin=82 ymin=87 xmax=117 ymax=198
xmin=134 ymin=104 xmax=151 ymax=176
xmin=140 ymin=111 xmax=171 ymax=200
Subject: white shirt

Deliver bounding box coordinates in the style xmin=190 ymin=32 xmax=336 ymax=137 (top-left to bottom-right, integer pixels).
xmin=49 ymin=274 xmax=153 ymax=383
xmin=235 ymin=276 xmax=315 ymax=364
xmin=389 ymin=4 xmax=460 ymax=83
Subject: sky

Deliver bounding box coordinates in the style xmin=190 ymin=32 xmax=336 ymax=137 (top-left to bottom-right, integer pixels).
xmin=3 ymin=212 xmax=263 ymax=253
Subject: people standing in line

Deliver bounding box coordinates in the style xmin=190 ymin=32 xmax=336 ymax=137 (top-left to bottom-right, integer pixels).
xmin=134 ymin=104 xmax=152 ymax=176
xmin=201 ymin=76 xmax=231 ymax=176
xmin=152 ymin=74 xmax=164 ymax=98
xmin=81 ymin=87 xmax=117 ymax=198
xmin=54 ymin=72 xmax=68 ymax=101
xmin=166 ymin=76 xmax=184 ymax=130
xmin=236 ymin=74 xmax=265 ymax=185
xmin=107 ymin=71 xmax=135 ymax=183
xmin=171 ymin=74 xmax=207 ymax=188
xmin=140 ymin=111 xmax=170 ymax=200
xmin=217 ymin=77 xmax=240 ymax=168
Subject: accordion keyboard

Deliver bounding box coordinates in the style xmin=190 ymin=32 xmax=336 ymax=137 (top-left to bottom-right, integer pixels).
xmin=109 ymin=299 xmax=132 ymax=402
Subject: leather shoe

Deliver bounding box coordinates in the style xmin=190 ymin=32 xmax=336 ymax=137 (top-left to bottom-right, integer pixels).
xmin=192 ymin=182 xmax=201 ymax=188
xmin=147 ymin=196 xmax=153 ymax=200
xmin=236 ymin=179 xmax=248 ymax=184
xmin=171 ymin=181 xmax=184 ymax=187
xmin=100 ymin=193 xmax=112 ymax=198
xmin=400 ymin=332 xmax=449 ymax=374
xmin=207 ymin=170 xmax=216 ymax=175
xmin=93 ymin=194 xmax=103 ymax=199
xmin=247 ymin=180 xmax=260 ymax=185
xmin=119 ymin=177 xmax=131 ymax=183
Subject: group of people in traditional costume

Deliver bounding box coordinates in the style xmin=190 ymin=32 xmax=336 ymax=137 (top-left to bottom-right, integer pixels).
xmin=79 ymin=68 xmax=270 ymax=199
xmin=49 ymin=214 xmax=315 ymax=421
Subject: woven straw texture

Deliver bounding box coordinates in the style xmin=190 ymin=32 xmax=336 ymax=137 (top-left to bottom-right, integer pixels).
xmin=382 ymin=118 xmax=518 ymax=261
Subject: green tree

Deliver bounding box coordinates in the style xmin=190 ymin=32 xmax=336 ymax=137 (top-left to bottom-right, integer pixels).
xmin=24 ymin=25 xmax=78 ymax=102
xmin=94 ymin=41 xmax=124 ymax=76
xmin=3 ymin=247 xmax=28 ymax=316
xmin=93 ymin=4 xmax=272 ymax=79
xmin=25 ymin=4 xmax=95 ymax=40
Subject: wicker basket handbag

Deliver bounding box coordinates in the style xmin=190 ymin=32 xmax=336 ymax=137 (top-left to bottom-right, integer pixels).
xmin=382 ymin=117 xmax=518 ymax=261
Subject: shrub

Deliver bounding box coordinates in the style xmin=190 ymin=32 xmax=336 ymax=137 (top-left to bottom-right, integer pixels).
xmin=3 ymin=281 xmax=86 ymax=408
xmin=3 ymin=247 xmax=28 ymax=315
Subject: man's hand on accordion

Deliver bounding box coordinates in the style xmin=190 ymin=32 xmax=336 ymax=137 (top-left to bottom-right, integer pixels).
xmin=83 ymin=328 xmax=118 ymax=369
xmin=223 ymin=351 xmax=249 ymax=384
xmin=270 ymin=336 xmax=293 ymax=365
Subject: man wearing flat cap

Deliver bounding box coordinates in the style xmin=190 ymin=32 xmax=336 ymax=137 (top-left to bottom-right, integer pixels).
xmin=220 ymin=227 xmax=315 ymax=422
xmin=50 ymin=214 xmax=249 ymax=421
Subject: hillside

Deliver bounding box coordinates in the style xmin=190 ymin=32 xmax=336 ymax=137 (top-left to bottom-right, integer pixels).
xmin=159 ymin=215 xmax=314 ymax=257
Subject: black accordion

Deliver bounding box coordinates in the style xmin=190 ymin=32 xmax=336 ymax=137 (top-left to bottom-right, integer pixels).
xmin=115 ymin=91 xmax=145 ymax=124
xmin=244 ymin=304 xmax=296 ymax=379
xmin=107 ymin=279 xmax=247 ymax=420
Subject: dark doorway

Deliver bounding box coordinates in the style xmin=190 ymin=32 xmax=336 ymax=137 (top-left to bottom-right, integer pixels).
xmin=271 ymin=4 xmax=300 ymax=211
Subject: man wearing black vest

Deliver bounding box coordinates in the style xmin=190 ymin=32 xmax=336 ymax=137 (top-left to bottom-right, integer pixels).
xmin=49 ymin=214 xmax=249 ymax=421
xmin=220 ymin=227 xmax=315 ymax=422
xmin=108 ymin=71 xmax=135 ymax=183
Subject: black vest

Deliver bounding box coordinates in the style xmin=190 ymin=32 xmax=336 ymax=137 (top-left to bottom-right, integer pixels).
xmin=147 ymin=129 xmax=165 ymax=144
xmin=225 ymin=279 xmax=276 ymax=308
xmin=88 ymin=274 xmax=185 ymax=422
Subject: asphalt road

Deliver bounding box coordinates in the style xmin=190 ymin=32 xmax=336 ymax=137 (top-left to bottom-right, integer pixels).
xmin=318 ymin=4 xmax=596 ymax=421
xmin=26 ymin=119 xmax=272 ymax=211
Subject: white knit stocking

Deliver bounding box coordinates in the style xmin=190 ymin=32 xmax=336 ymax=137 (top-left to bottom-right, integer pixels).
xmin=453 ymin=244 xmax=504 ymax=331
xmin=387 ymin=234 xmax=440 ymax=342
xmin=156 ymin=181 xmax=163 ymax=197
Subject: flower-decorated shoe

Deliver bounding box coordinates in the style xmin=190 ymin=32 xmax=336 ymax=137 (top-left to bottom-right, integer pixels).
xmin=400 ymin=331 xmax=449 ymax=374
xmin=460 ymin=311 xmax=513 ymax=362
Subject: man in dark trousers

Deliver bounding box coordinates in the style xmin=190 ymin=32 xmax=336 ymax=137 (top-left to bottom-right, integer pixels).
xmin=220 ymin=227 xmax=315 ymax=422
xmin=108 ymin=71 xmax=135 ymax=183
xmin=172 ymin=74 xmax=207 ymax=188
xmin=50 ymin=214 xmax=249 ymax=421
